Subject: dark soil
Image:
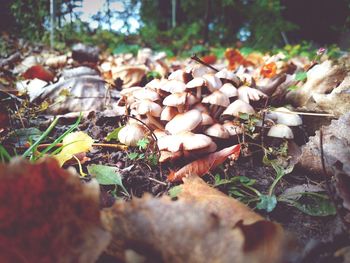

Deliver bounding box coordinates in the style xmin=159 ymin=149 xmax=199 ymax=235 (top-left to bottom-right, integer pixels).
xmin=2 ymin=106 xmax=350 ymax=263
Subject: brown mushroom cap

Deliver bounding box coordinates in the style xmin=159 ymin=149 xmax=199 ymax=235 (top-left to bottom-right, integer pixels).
xmin=153 ymin=129 xmax=168 ymax=140
xmin=159 ymin=150 xmax=183 ymax=163
xmin=168 ymin=69 xmax=186 ymax=81
xmin=267 ymin=124 xmax=294 ymax=139
xmin=219 ymin=83 xmax=238 ymax=98
xmin=165 ymin=109 xmax=202 ymax=134
xmin=238 ymin=86 xmax=267 ymax=103
xmin=222 ymin=99 xmax=255 ymax=117
xmin=157 ymin=134 xmax=183 ymax=152
xmin=181 ymin=132 xmax=213 ymax=151
xmin=202 ymin=90 xmax=230 ymax=107
xmin=204 ymin=123 xmax=230 ymax=139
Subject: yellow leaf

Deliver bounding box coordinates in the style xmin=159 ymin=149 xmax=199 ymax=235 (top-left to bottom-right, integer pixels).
xmin=55 ymin=131 xmax=94 ymax=166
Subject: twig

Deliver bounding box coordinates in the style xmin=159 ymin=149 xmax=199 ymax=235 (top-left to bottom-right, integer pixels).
xmin=260 ymin=97 xmax=269 ymax=148
xmin=148 ymin=177 xmax=167 ymax=186
xmin=191 ymin=53 xmax=219 ymax=72
xmin=32 ymin=142 xmax=128 ymax=151
xmin=273 ymin=110 xmax=334 ymax=117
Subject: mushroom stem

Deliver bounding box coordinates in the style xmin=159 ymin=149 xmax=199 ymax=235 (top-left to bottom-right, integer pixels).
xmin=213 ymin=106 xmax=224 ymax=120
xmin=196 ymin=87 xmax=202 ymax=100
xmin=146 ymin=114 xmax=164 ymax=130
xmin=177 ymin=105 xmax=185 ymax=113
xmin=209 ymin=104 xmax=218 ymax=116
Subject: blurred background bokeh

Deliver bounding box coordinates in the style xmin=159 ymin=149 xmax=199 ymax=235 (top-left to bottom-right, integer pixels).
xmin=1 ymin=0 xmax=350 ymax=57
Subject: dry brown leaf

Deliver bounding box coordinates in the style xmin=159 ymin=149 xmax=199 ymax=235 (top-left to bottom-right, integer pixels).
xmin=0 ymin=158 xmax=111 ymax=263
xmin=296 ymin=112 xmax=350 ymax=175
xmin=167 ymin=144 xmax=240 ymax=182
xmin=103 ymin=176 xmax=285 ymax=263
xmin=285 ymin=60 xmax=346 ymax=107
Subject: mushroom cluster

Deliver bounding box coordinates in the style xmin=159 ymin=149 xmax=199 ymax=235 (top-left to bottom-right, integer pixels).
xmin=117 ymin=63 xmax=303 ymax=163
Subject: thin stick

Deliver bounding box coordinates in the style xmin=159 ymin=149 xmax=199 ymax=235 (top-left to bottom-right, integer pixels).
xmin=29 ymin=142 xmax=128 ymax=151
xmin=273 ymin=110 xmax=334 ymax=117
xmin=148 ymin=177 xmax=167 ymax=186
xmin=191 ymin=53 xmax=219 ymax=72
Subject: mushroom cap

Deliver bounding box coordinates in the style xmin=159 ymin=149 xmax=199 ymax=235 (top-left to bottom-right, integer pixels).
xmin=133 ymin=88 xmax=160 ymax=101
xmin=165 ymin=109 xmax=202 ymax=134
xmin=222 ymin=99 xmax=255 ymax=117
xmin=160 ymin=106 xmax=178 ymax=121
xmin=202 ymin=90 xmax=230 ymax=107
xmin=181 ymin=132 xmax=213 ymax=151
xmin=190 ymin=64 xmax=213 ymax=78
xmin=202 ymin=74 xmax=222 ymax=92
xmin=186 ymin=77 xmax=205 ymax=89
xmin=267 ymin=124 xmax=294 ymax=139
xmin=272 ymin=107 xmax=302 ymax=126
xmin=223 ymin=121 xmax=243 ymax=136
xmin=153 ymin=129 xmax=168 ymax=139
xmin=162 ymin=79 xmax=186 ymax=93
xmin=215 ymin=69 xmax=240 ymax=86
xmin=163 ymin=92 xmax=198 ymax=107
xmin=118 ymin=123 xmax=146 ymax=146
xmin=201 ymin=112 xmax=214 ymax=126
xmin=145 ymin=78 xmax=167 ymax=90
xmin=120 ymin=86 xmax=143 ymax=97
xmin=168 ymin=69 xmax=185 ymax=81
xmin=238 ymin=86 xmax=268 ymax=103
xmin=157 ymin=134 xmax=183 ymax=152
xmin=204 ymin=123 xmax=230 ymax=139
xmin=219 ymin=83 xmax=238 ymax=98
xmin=133 ymin=99 xmax=162 ymax=117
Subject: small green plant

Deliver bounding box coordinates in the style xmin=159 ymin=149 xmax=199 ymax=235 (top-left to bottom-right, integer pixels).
xmin=127 ymin=137 xmax=159 ymax=167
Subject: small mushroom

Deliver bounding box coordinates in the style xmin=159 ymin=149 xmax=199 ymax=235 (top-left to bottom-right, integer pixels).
xmin=271 ymin=107 xmax=302 ymax=126
xmin=186 ymin=77 xmax=205 ymax=99
xmin=162 ymin=79 xmax=187 ymax=93
xmin=133 ymin=99 xmax=164 ymax=129
xmin=222 ymin=99 xmax=255 ymax=118
xmin=160 ymin=106 xmax=178 ymax=122
xmin=165 ymin=109 xmax=202 ymax=134
xmin=215 ymin=68 xmax=240 ymax=86
xmin=118 ymin=123 xmax=147 ymax=146
xmin=202 ymin=90 xmax=230 ymax=118
xmin=133 ymin=88 xmax=160 ymax=101
xmin=202 ymin=74 xmax=222 ymax=93
xmin=163 ymin=92 xmax=198 ymax=113
xmin=204 ymin=123 xmax=230 ymax=139
xmin=219 ymin=83 xmax=238 ymax=99
xmin=238 ymin=86 xmax=268 ymax=104
xmin=267 ymin=124 xmax=294 ymax=139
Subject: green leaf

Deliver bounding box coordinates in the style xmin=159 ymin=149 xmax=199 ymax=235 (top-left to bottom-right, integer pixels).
xmin=239 ymin=112 xmax=250 ymax=120
xmin=137 ymin=138 xmax=150 ymax=150
xmin=9 ymin=127 xmax=42 ymax=146
xmin=87 ymin=164 xmax=129 ymax=195
xmin=257 ymin=194 xmax=277 ymax=212
xmin=295 ymin=71 xmax=307 ymax=82
xmin=287 ymin=85 xmax=299 ymax=91
xmin=106 ymin=126 xmax=123 ymax=142
xmin=287 ymin=195 xmax=336 ymax=217
xmin=148 ymin=154 xmax=158 ymax=166
xmin=169 ymin=185 xmax=183 ymax=198
xmin=128 ymin=152 xmax=139 ymax=160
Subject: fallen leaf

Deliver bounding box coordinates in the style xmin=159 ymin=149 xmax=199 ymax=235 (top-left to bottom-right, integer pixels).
xmin=112 ymin=65 xmax=147 ymax=88
xmin=201 ymin=54 xmax=217 ymax=64
xmin=260 ymin=62 xmax=277 ymax=78
xmin=87 ymin=164 xmax=128 ymax=195
xmin=22 ymin=64 xmax=54 ymax=82
xmin=0 ymin=158 xmax=111 ymax=263
xmin=167 ymin=144 xmax=240 ymax=182
xmin=54 ymin=131 xmax=94 ymax=166
xmin=102 ymin=176 xmax=285 ymax=263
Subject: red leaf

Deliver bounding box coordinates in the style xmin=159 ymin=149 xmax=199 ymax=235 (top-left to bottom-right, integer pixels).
xmin=167 ymin=144 xmax=241 ymax=182
xmin=260 ymin=62 xmax=277 ymax=78
xmin=201 ymin=54 xmax=217 ymax=65
xmin=22 ymin=65 xmax=54 ymax=82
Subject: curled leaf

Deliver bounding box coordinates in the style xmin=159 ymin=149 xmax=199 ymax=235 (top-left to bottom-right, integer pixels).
xmin=54 ymin=131 xmax=94 ymax=166
xmin=167 ymin=144 xmax=240 ymax=182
